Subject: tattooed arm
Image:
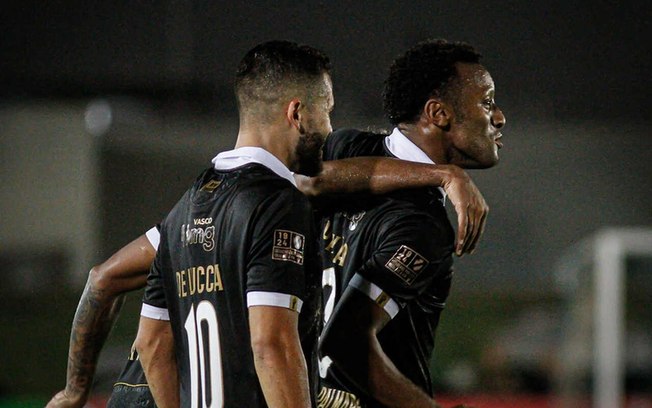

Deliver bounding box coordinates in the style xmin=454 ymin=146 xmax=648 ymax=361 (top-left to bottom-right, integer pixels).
xmin=46 ymin=234 xmax=156 ymax=408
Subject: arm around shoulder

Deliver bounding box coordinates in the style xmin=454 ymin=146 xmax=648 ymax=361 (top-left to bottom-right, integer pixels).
xmin=297 ymin=158 xmax=488 ymax=256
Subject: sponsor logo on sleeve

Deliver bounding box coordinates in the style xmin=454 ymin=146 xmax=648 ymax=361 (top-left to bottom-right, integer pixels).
xmin=272 ymin=230 xmax=305 ymax=265
xmin=385 ymin=245 xmax=429 ymax=285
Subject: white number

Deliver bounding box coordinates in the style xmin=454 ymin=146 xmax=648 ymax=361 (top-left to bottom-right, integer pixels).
xmin=184 ymin=301 xmax=224 ymax=407
xmin=319 ymin=267 xmax=337 ymax=378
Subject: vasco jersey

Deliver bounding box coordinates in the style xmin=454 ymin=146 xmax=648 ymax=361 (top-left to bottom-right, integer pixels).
xmin=142 ymin=148 xmax=321 ymax=408
xmin=320 ymin=129 xmax=454 ymax=405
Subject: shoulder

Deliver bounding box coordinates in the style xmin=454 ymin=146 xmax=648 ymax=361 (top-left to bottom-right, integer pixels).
xmin=328 ymin=128 xmax=387 ymax=145
xmin=375 ymin=203 xmax=454 ymax=254
xmin=324 ymin=128 xmax=388 ymax=160
xmin=234 ymin=169 xmax=310 ymax=213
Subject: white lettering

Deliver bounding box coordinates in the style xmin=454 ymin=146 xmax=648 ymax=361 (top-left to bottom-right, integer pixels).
xmin=193 ymin=217 xmax=213 ymax=225
xmin=181 ymin=224 xmax=216 ymax=252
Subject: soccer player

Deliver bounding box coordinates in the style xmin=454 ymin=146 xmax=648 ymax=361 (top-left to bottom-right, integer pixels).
xmin=132 ymin=40 xmax=332 ymax=407
xmin=45 ymin=46 xmax=491 ymax=408
xmin=318 ymin=39 xmax=506 ymax=408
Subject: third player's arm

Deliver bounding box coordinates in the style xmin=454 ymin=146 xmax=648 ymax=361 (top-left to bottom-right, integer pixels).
xmin=46 ymin=234 xmax=156 ymax=408
xmin=320 ymin=288 xmax=441 ymax=408
xmin=249 ymin=305 xmax=312 ymax=408
xmin=295 ymin=158 xmax=488 ymax=256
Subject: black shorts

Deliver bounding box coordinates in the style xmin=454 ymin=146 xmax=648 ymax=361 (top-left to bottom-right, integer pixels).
xmin=106 ymin=383 xmax=156 ymax=408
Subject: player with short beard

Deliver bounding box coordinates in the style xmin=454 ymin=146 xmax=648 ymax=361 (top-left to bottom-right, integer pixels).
xmin=135 ymin=40 xmax=332 ymax=408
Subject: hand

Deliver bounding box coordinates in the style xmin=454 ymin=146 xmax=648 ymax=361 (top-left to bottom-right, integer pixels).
xmin=441 ymin=166 xmax=489 ymax=256
xmin=45 ymin=389 xmax=87 ymax=408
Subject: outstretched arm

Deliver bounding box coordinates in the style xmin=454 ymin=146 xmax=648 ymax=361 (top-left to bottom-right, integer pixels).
xmin=46 ymin=234 xmax=156 ymax=408
xmin=250 ymin=306 xmax=312 ymax=408
xmin=295 ymin=157 xmax=488 ymax=256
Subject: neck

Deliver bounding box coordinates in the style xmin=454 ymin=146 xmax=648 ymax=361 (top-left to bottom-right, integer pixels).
xmin=235 ymin=120 xmax=295 ymax=169
xmin=396 ymin=119 xmax=448 ymax=164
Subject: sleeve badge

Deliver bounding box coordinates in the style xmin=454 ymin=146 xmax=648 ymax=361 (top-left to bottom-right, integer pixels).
xmin=272 ymin=230 xmax=305 ymax=265
xmin=385 ymin=245 xmax=429 ymax=285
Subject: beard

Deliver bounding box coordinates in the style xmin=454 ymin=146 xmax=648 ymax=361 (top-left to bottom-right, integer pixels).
xmin=293 ymin=125 xmax=326 ymax=177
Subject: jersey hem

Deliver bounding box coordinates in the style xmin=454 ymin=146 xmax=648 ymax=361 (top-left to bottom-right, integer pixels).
xmin=140 ymin=303 xmax=170 ymax=321
xmin=145 ymin=227 xmax=160 ymax=250
xmin=247 ymin=291 xmax=303 ymax=313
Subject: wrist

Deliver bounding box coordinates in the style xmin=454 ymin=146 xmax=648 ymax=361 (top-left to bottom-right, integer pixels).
xmin=62 ymin=389 xmax=88 ymax=406
xmin=435 ymin=164 xmax=462 ymax=188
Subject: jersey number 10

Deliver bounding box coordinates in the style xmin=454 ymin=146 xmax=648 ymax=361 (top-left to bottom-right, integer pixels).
xmin=184 ymin=301 xmax=224 ymax=407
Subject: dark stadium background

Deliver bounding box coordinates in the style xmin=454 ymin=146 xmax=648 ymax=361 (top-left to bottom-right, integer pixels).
xmin=1 ymin=1 xmax=650 ymax=407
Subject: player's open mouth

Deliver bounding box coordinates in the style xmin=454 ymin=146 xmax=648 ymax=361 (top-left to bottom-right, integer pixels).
xmin=494 ymin=134 xmax=503 ymax=148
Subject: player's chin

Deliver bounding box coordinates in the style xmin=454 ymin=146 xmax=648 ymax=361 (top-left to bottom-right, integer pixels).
xmin=459 ymin=153 xmax=499 ymax=169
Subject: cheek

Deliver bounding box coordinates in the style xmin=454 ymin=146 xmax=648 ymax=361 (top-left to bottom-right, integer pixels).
xmin=457 ymin=120 xmax=494 ymax=151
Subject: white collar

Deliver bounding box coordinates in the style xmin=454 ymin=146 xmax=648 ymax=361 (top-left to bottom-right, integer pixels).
xmin=384 ymin=127 xmax=435 ymax=165
xmin=211 ymin=146 xmax=296 ymax=187
xmin=384 ymin=128 xmax=447 ymax=203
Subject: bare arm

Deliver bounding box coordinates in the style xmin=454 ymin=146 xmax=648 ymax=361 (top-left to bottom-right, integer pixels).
xmin=46 ymin=234 xmax=156 ymax=408
xmin=249 ymin=306 xmax=311 ymax=408
xmin=295 ymin=158 xmax=488 ymax=256
xmin=320 ymin=288 xmax=440 ymax=408
xmin=135 ymin=316 xmax=179 ymax=408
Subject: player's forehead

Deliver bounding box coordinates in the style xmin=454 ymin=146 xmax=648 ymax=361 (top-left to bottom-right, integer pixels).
xmin=454 ymin=62 xmax=494 ymax=95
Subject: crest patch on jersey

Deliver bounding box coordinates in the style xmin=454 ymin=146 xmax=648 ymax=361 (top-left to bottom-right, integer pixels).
xmin=272 ymin=230 xmax=305 ymax=265
xmin=385 ymin=245 xmax=429 ymax=285
xmin=200 ymin=179 xmax=222 ymax=192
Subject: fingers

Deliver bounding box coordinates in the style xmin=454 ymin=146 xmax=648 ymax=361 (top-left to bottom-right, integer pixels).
xmin=444 ymin=168 xmax=488 ymax=256
xmin=455 ymin=203 xmax=468 ymax=256
xmin=467 ymin=205 xmax=488 ymax=253
xmin=455 ymin=200 xmax=488 ymax=256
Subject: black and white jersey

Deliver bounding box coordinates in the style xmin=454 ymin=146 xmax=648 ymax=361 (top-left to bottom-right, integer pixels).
xmin=320 ymin=129 xmax=455 ymax=404
xmin=141 ymin=147 xmax=321 ymax=408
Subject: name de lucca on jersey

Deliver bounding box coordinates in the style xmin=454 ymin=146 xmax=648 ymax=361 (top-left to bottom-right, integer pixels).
xmin=176 ymin=217 xmax=224 ymax=299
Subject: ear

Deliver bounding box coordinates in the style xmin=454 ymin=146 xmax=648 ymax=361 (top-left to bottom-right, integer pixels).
xmin=424 ymin=98 xmax=451 ymax=128
xmin=285 ymin=98 xmax=302 ymax=130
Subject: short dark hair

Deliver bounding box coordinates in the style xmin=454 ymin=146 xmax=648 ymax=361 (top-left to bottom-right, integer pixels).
xmin=383 ymin=39 xmax=482 ymax=126
xmin=235 ymin=40 xmax=332 ymax=112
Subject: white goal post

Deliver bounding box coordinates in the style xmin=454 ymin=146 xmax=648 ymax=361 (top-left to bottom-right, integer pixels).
xmin=555 ymin=227 xmax=652 ymax=408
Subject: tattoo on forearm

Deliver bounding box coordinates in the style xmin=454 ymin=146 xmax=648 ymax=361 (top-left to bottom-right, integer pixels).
xmin=65 ymin=280 xmax=125 ymax=395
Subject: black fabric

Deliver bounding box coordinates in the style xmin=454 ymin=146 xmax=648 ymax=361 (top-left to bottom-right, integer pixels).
xmin=320 ymin=129 xmax=455 ymax=406
xmin=107 ymin=384 xmax=156 ymax=408
xmin=108 ymin=348 xmax=156 ymax=408
xmin=143 ymin=163 xmax=321 ymax=408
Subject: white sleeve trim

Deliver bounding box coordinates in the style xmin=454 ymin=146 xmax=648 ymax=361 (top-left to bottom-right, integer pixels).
xmin=145 ymin=227 xmax=160 ymax=251
xmin=349 ymin=274 xmax=401 ymax=319
xmin=247 ymin=291 xmax=303 ymax=313
xmin=140 ymin=303 xmax=170 ymax=321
